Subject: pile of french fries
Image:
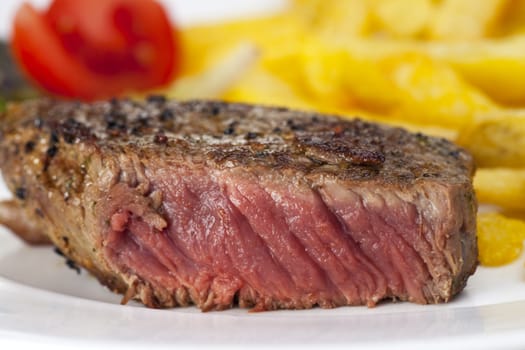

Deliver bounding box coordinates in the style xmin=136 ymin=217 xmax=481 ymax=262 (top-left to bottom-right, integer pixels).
xmin=173 ymin=0 xmax=525 ymax=266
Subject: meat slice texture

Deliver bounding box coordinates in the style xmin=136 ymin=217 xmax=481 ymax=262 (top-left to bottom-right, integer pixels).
xmin=0 ymin=98 xmax=478 ymax=310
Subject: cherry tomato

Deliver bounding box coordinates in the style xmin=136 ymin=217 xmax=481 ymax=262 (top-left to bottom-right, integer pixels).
xmin=11 ymin=0 xmax=180 ymax=100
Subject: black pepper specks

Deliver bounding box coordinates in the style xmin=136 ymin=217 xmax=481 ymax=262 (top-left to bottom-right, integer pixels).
xmin=46 ymin=145 xmax=58 ymax=158
xmin=286 ymin=119 xmax=303 ymax=131
xmin=130 ymin=126 xmax=142 ymax=136
xmin=53 ymin=247 xmax=81 ymax=274
xmin=105 ymin=110 xmax=127 ymax=132
xmin=107 ymin=119 xmax=124 ymax=131
xmin=137 ymin=116 xmax=150 ymax=130
xmin=24 ymin=141 xmax=35 ymax=153
xmin=45 ymin=130 xmax=60 ymax=158
xmin=245 ymin=132 xmax=258 ymax=140
xmin=224 ymin=122 xmax=237 ymax=135
xmin=53 ymin=247 xmax=65 ymax=257
xmin=66 ymin=259 xmax=81 ymax=274
xmin=50 ymin=132 xmax=59 ymax=144
xmin=211 ymin=105 xmax=221 ymax=116
xmin=15 ymin=187 xmax=26 ymax=200
xmin=58 ymin=118 xmax=89 ymax=144
xmin=159 ymin=109 xmax=174 ymax=121
xmin=448 ymin=150 xmax=460 ymax=158
xmin=63 ymin=133 xmax=75 ymax=144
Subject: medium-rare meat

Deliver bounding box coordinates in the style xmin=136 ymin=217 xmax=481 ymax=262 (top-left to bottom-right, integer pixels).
xmin=0 ymin=98 xmax=478 ymax=311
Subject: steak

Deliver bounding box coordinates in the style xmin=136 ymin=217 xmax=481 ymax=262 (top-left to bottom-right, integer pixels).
xmin=0 ymin=98 xmax=477 ymax=311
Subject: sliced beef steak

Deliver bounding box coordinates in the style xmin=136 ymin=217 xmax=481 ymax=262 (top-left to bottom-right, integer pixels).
xmin=0 ymin=98 xmax=477 ymax=311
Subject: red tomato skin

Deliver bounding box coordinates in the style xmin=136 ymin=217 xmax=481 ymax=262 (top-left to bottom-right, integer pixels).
xmin=11 ymin=0 xmax=179 ymax=100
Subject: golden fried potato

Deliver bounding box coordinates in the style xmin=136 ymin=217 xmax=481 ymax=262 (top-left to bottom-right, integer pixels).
xmin=373 ymin=0 xmax=434 ymax=38
xmin=477 ymin=212 xmax=525 ymax=266
xmin=494 ymin=0 xmax=525 ymax=36
xmin=263 ymin=44 xmax=402 ymax=114
xmin=292 ymin=34 xmax=525 ymax=106
xmin=429 ymin=36 xmax=525 ymax=105
xmin=223 ymin=66 xmax=318 ymax=112
xmin=263 ymin=41 xmax=495 ymax=129
xmin=180 ymin=6 xmax=525 ymax=107
xmin=380 ymin=53 xmax=494 ymax=128
xmin=474 ymin=168 xmax=525 ymax=210
xmin=429 ymin=0 xmax=510 ymax=40
xmin=457 ymin=110 xmax=525 ymax=167
xmin=292 ymin=0 xmax=372 ymax=38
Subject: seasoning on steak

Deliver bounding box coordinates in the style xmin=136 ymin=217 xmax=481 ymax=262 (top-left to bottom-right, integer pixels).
xmin=0 ymin=98 xmax=478 ymax=311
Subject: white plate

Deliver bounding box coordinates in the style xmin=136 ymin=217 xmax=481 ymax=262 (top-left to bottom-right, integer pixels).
xmin=1 ymin=222 xmax=525 ymax=350
xmin=1 ymin=1 xmax=525 ymax=349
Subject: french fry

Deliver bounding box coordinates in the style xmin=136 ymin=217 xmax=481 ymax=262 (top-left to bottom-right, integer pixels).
xmin=457 ymin=110 xmax=525 ymax=167
xmin=477 ymin=212 xmax=525 ymax=266
xmin=495 ymin=0 xmax=525 ymax=35
xmin=381 ymin=53 xmax=494 ymax=129
xmin=313 ymin=36 xmax=525 ymax=106
xmin=223 ymin=66 xmax=318 ymax=112
xmin=263 ymin=42 xmax=495 ymax=129
xmin=427 ymin=36 xmax=525 ymax=105
xmin=292 ymin=0 xmax=372 ymax=38
xmin=429 ymin=0 xmax=510 ymax=40
xmin=474 ymin=168 xmax=525 ymax=210
xmin=373 ymin=0 xmax=434 ymax=38
xmin=181 ymin=7 xmax=525 ymax=106
xmin=262 ymin=44 xmax=401 ymax=114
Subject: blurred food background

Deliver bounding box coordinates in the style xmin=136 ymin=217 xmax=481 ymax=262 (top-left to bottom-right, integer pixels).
xmin=2 ymin=0 xmax=525 ymax=267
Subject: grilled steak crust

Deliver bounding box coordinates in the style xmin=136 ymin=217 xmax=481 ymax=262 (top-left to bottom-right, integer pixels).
xmin=0 ymin=98 xmax=477 ymax=311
